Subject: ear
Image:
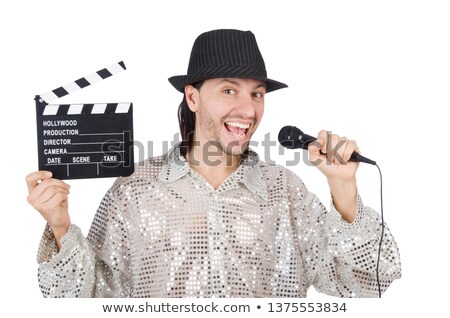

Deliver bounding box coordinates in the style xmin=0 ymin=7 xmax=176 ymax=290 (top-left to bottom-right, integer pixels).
xmin=184 ymin=85 xmax=200 ymax=112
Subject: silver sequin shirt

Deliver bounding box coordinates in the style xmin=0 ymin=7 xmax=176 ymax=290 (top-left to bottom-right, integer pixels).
xmin=37 ymin=145 xmax=401 ymax=297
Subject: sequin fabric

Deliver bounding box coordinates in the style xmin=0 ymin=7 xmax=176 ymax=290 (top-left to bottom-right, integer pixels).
xmin=37 ymin=144 xmax=401 ymax=297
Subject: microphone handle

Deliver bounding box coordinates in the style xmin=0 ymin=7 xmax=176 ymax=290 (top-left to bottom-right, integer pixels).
xmin=350 ymin=152 xmax=376 ymax=165
xmin=301 ymin=134 xmax=376 ymax=165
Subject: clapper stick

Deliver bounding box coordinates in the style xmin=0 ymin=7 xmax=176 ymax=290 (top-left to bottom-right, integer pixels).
xmin=35 ymin=61 xmax=134 ymax=180
xmin=37 ymin=61 xmax=127 ymax=105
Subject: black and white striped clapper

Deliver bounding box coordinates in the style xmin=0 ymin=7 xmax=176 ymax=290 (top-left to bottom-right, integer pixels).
xmin=35 ymin=61 xmax=134 ymax=180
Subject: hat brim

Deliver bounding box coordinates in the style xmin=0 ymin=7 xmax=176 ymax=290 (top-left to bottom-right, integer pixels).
xmin=168 ymin=74 xmax=288 ymax=93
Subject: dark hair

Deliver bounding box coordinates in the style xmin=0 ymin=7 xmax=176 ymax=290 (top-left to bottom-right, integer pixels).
xmin=178 ymin=81 xmax=204 ymax=157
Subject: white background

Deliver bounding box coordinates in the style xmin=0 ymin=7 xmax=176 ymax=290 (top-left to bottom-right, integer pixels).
xmin=1 ymin=0 xmax=449 ymax=316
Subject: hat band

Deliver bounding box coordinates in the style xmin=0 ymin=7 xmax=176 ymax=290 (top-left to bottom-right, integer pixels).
xmin=188 ymin=64 xmax=267 ymax=78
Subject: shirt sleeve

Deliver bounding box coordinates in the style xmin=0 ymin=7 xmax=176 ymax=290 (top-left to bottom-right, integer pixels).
xmin=287 ymin=170 xmax=402 ymax=297
xmin=36 ymin=189 xmax=132 ymax=298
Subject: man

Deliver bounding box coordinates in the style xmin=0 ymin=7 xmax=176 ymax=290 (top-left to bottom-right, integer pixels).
xmin=26 ymin=29 xmax=401 ymax=297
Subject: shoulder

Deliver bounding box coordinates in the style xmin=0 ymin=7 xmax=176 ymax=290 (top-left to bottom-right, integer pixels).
xmin=109 ymin=154 xmax=167 ymax=194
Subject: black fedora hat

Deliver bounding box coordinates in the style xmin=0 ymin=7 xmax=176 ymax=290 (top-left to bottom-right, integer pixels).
xmin=168 ymin=29 xmax=288 ymax=93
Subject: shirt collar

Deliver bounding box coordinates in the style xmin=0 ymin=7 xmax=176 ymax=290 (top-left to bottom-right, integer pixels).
xmin=159 ymin=143 xmax=268 ymax=201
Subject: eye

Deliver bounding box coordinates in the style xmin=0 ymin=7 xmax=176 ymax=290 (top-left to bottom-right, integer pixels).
xmin=253 ymin=92 xmax=264 ymax=98
xmin=223 ymin=89 xmax=236 ymax=95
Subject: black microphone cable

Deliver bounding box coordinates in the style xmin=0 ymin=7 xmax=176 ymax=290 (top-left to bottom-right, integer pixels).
xmin=375 ymin=163 xmax=385 ymax=298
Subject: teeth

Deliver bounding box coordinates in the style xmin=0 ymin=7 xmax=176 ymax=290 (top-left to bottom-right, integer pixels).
xmin=225 ymin=122 xmax=250 ymax=129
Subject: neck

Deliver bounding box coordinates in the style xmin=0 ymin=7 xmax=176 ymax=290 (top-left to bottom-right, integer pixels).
xmin=186 ymin=140 xmax=242 ymax=189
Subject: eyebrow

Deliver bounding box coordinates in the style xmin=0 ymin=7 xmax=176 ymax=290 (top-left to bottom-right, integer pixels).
xmin=219 ymin=78 xmax=266 ymax=90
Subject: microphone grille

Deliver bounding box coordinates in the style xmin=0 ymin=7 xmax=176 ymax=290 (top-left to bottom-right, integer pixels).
xmin=278 ymin=126 xmax=298 ymax=149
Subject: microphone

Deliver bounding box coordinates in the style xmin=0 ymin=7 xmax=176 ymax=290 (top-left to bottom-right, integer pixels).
xmin=278 ymin=125 xmax=376 ymax=165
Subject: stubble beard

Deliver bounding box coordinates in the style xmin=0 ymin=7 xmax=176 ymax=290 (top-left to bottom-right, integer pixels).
xmin=199 ymin=113 xmax=250 ymax=159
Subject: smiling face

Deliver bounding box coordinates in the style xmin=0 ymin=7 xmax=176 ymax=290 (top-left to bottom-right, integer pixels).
xmin=185 ymin=78 xmax=266 ymax=157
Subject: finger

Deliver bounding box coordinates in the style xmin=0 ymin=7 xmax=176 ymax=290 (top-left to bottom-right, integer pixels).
xmin=40 ymin=192 xmax=69 ymax=215
xmin=316 ymin=130 xmax=328 ymax=154
xmin=307 ymin=135 xmax=326 ymax=166
xmin=32 ymin=191 xmax=69 ymax=214
xmin=334 ymin=136 xmax=349 ymax=164
xmin=38 ymin=186 xmax=70 ymax=205
xmin=27 ymin=185 xmax=69 ymax=208
xmin=342 ymin=140 xmax=358 ymax=162
xmin=25 ymin=171 xmax=52 ymax=193
xmin=308 ymin=136 xmax=325 ymax=154
xmin=27 ymin=179 xmax=70 ymax=205
xmin=325 ymin=133 xmax=343 ymax=163
xmin=29 ymin=178 xmax=70 ymax=201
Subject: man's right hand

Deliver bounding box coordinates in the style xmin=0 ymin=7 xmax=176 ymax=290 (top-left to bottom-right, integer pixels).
xmin=26 ymin=171 xmax=71 ymax=250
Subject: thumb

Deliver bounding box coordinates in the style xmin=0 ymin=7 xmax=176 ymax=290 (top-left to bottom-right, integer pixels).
xmin=308 ymin=137 xmax=325 ymax=154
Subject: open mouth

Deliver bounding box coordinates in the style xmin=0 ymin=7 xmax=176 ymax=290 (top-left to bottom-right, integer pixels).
xmin=224 ymin=121 xmax=250 ymax=139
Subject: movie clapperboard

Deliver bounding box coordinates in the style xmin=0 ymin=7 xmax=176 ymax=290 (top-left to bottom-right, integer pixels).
xmin=35 ymin=61 xmax=134 ymax=180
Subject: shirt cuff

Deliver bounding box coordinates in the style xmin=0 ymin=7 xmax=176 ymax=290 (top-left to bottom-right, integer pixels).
xmin=328 ymin=194 xmax=374 ymax=235
xmin=36 ymin=224 xmax=81 ymax=265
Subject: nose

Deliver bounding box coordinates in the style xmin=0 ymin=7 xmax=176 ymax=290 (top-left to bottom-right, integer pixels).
xmin=234 ymin=94 xmax=257 ymax=118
